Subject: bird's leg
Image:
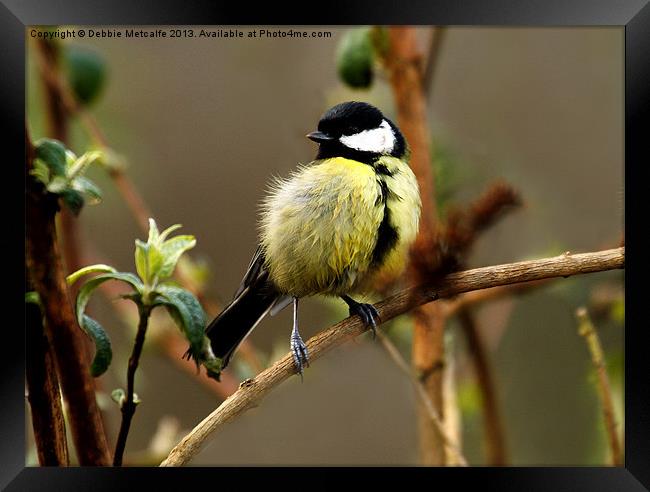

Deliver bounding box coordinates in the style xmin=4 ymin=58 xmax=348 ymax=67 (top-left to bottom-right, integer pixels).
xmin=290 ymin=297 xmax=309 ymax=380
xmin=341 ymin=295 xmax=380 ymax=339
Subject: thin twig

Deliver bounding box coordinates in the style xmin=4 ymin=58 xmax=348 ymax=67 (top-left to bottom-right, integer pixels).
xmin=458 ymin=307 xmax=508 ymax=465
xmin=441 ymin=338 xmax=463 ymax=465
xmin=113 ymin=305 xmax=152 ymax=466
xmin=422 ymin=27 xmax=446 ymax=98
xmin=160 ymin=247 xmax=624 ymax=466
xmin=377 ymin=330 xmax=467 ymax=465
xmin=575 ymin=307 xmax=623 ymax=466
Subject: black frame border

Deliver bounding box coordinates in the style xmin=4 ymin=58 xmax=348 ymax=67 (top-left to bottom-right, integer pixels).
xmin=3 ymin=0 xmax=648 ymax=490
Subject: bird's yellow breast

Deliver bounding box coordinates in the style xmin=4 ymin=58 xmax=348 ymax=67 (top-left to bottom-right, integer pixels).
xmin=260 ymin=156 xmax=420 ymax=297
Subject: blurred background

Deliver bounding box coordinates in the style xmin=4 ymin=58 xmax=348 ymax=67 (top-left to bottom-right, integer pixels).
xmin=26 ymin=26 xmax=624 ymax=465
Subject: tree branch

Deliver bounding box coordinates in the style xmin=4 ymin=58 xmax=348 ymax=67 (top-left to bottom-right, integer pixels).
xmin=160 ymin=247 xmax=624 ymax=466
xmin=26 ymin=135 xmax=112 ymax=465
xmin=25 ymin=280 xmax=69 ymax=466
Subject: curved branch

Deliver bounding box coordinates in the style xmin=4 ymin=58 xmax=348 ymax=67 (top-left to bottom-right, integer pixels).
xmin=160 ymin=247 xmax=624 ymax=466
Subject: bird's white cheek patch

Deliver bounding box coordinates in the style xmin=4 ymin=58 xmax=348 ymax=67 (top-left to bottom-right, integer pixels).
xmin=339 ymin=120 xmax=395 ymax=154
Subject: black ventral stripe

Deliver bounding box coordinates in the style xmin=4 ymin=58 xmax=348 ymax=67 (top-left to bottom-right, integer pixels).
xmin=371 ymin=177 xmax=399 ymax=267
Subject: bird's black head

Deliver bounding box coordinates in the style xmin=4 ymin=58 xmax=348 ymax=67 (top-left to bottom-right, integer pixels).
xmin=306 ymin=101 xmax=407 ymax=164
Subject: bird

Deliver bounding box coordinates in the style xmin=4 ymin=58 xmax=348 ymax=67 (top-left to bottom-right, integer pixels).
xmin=201 ymin=101 xmax=421 ymax=380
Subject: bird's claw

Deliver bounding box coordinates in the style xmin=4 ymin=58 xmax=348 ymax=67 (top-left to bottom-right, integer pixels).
xmin=349 ymin=302 xmax=381 ymax=339
xmin=291 ymin=332 xmax=310 ymax=380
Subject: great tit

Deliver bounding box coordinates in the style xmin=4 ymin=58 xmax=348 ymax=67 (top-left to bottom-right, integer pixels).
xmin=202 ymin=101 xmax=421 ymax=379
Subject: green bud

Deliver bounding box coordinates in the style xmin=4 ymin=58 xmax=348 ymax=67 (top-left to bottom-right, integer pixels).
xmin=64 ymin=45 xmax=107 ymax=105
xmin=336 ymin=27 xmax=375 ymax=89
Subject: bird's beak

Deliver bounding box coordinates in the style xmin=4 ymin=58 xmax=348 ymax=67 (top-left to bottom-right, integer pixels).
xmin=306 ymin=131 xmax=334 ymax=143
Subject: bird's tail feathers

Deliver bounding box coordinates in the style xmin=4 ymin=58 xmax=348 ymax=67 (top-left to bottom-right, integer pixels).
xmin=204 ymin=279 xmax=280 ymax=371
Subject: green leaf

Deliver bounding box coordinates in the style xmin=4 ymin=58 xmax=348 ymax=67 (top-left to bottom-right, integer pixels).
xmin=134 ymin=239 xmax=164 ymax=285
xmin=155 ymin=284 xmax=206 ymax=361
xmin=60 ymin=188 xmax=85 ymax=215
xmin=134 ymin=239 xmax=149 ymax=283
xmin=66 ymin=264 xmax=117 ymax=286
xmin=199 ymin=337 xmax=223 ymax=381
xmin=147 ymin=218 xmax=160 ymax=244
xmin=45 ymin=176 xmax=70 ymax=194
xmin=65 ymin=149 xmax=78 ymax=167
xmin=96 ymin=148 xmax=126 ymax=172
xmin=111 ymin=388 xmax=126 ymax=407
xmin=67 ymin=150 xmax=105 ymax=179
xmin=80 ymin=314 xmax=112 ymax=376
xmin=159 ymin=224 xmax=182 ymax=242
xmin=72 ymin=176 xmax=103 ymax=204
xmin=35 ymin=139 xmax=67 ymax=178
xmin=158 ymin=235 xmax=196 ymax=279
xmin=29 ymin=159 xmax=51 ymax=185
xmin=25 ymin=291 xmax=41 ymax=305
xmin=76 ymin=272 xmax=144 ymax=327
xmin=199 ymin=338 xmax=224 ymax=381
xmin=64 ymin=45 xmax=107 ymax=105
xmin=336 ymin=27 xmax=375 ymax=89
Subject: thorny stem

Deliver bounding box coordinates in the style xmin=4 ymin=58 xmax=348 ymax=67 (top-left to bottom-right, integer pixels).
xmin=113 ymin=304 xmax=153 ymax=466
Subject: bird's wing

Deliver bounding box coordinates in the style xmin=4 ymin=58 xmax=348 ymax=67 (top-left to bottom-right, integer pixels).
xmin=269 ymin=295 xmax=293 ymax=316
xmin=234 ymin=245 xmax=292 ymax=315
xmin=233 ymin=245 xmax=267 ymax=298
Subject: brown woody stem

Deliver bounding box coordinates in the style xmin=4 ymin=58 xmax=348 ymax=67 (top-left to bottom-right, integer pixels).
xmin=26 ymin=136 xmax=111 ymax=465
xmin=160 ymin=247 xmax=623 ymax=467
xmin=25 ymin=282 xmax=70 ymax=466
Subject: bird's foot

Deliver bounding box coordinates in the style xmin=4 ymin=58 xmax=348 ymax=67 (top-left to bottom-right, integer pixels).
xmin=342 ymin=296 xmax=380 ymax=339
xmin=290 ymin=330 xmax=310 ymax=380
